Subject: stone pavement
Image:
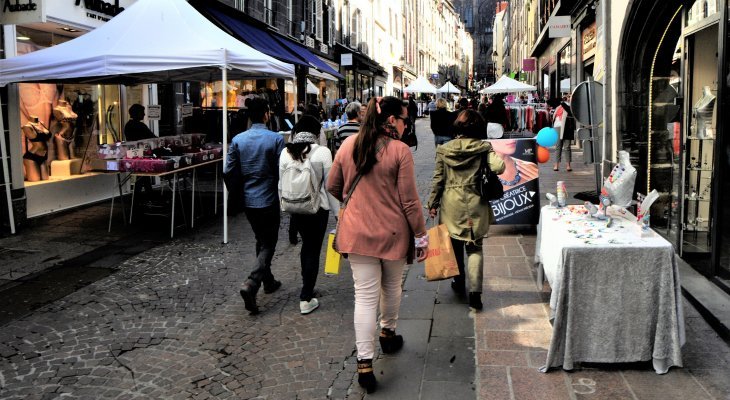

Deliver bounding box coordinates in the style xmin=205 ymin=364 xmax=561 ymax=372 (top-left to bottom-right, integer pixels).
xmin=0 ymin=119 xmax=728 ymax=399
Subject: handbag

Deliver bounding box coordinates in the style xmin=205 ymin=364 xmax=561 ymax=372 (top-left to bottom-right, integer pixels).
xmin=476 ymin=152 xmax=504 ymax=201
xmin=424 ymin=223 xmax=460 ymax=281
xmin=332 ymin=173 xmax=363 ymax=254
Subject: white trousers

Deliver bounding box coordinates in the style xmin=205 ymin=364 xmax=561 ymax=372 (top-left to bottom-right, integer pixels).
xmin=349 ymin=254 xmax=406 ymax=360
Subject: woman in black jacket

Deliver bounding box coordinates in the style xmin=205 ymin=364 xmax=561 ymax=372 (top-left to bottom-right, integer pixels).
xmin=430 ymin=98 xmax=457 ymax=146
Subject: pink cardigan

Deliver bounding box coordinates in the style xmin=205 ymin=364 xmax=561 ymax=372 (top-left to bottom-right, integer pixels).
xmin=327 ymin=136 xmax=427 ymax=261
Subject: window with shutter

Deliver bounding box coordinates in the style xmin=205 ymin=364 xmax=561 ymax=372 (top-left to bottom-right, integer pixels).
xmin=328 ymin=6 xmax=335 ymax=45
xmin=315 ymin=0 xmax=323 ymax=41
xmin=310 ymin=0 xmax=316 ymax=35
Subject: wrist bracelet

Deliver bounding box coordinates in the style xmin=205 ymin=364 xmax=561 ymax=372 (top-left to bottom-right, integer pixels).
xmin=414 ymin=234 xmax=429 ymax=249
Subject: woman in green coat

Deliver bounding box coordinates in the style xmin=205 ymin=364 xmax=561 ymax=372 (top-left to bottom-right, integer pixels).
xmin=427 ymin=109 xmax=506 ymax=310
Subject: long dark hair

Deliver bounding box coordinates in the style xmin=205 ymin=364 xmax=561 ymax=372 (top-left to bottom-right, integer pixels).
xmin=453 ymin=109 xmax=487 ymax=139
xmin=286 ymin=115 xmax=320 ymax=162
xmin=353 ymin=96 xmax=407 ymax=174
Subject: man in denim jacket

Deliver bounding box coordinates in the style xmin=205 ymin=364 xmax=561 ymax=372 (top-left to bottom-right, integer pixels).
xmin=225 ymin=97 xmax=285 ymax=314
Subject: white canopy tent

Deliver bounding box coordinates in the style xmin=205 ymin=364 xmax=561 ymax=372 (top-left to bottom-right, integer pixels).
xmin=0 ymin=0 xmax=295 ymax=242
xmin=479 ymin=75 xmax=537 ymax=94
xmin=437 ymin=81 xmax=461 ymax=95
xmin=403 ymin=76 xmax=438 ymax=93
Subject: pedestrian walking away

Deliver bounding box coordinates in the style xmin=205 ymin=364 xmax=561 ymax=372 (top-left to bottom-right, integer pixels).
xmin=279 ymin=115 xmax=340 ymax=315
xmin=427 ymin=109 xmax=505 ymax=310
xmin=334 ymin=101 xmax=362 ymax=150
xmin=327 ymin=96 xmax=428 ymax=394
xmin=552 ymin=95 xmax=575 ymax=171
xmin=224 ymin=97 xmax=285 ymax=315
xmin=430 ymin=98 xmax=457 ymax=146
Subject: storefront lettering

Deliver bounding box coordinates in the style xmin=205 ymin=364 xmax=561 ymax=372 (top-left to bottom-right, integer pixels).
xmin=74 ymin=0 xmax=124 ymax=17
xmin=3 ymin=0 xmax=37 ymax=12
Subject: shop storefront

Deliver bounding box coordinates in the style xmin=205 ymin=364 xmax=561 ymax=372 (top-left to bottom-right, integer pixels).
xmin=1 ymin=0 xmax=138 ymax=219
xmin=618 ymin=0 xmax=730 ymax=288
xmin=336 ymin=44 xmax=387 ymax=102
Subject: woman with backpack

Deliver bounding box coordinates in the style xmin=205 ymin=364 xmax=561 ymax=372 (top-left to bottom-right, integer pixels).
xmin=327 ymin=97 xmax=428 ymax=394
xmin=279 ymin=115 xmax=339 ymax=315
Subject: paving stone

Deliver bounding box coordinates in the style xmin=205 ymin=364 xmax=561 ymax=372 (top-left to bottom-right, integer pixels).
xmin=423 ymin=336 xmax=474 ymax=383
xmin=431 ymin=303 xmax=473 ymax=337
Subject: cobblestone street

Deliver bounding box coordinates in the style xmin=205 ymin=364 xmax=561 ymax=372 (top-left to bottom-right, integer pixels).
xmin=0 ymin=119 xmax=729 ymax=399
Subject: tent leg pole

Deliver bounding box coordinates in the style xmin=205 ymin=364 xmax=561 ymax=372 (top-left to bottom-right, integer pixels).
xmin=222 ymin=64 xmax=229 ymax=244
xmin=0 ymin=97 xmax=15 ymax=234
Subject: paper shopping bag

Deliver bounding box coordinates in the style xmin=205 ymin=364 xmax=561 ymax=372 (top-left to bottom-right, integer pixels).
xmin=424 ymin=224 xmax=460 ymax=281
xmin=325 ymin=230 xmax=342 ymax=275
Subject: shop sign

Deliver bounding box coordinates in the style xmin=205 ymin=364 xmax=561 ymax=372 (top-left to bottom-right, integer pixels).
xmin=74 ymin=0 xmax=125 ymax=18
xmin=548 ymin=16 xmax=571 ymax=38
xmin=341 ymin=53 xmax=353 ymax=66
xmin=522 ymin=58 xmax=536 ymax=72
xmin=146 ymin=105 xmax=161 ymax=120
xmin=582 ymin=22 xmax=597 ymax=61
xmin=0 ymin=0 xmax=46 ymax=25
xmin=181 ymin=103 xmax=193 ymax=118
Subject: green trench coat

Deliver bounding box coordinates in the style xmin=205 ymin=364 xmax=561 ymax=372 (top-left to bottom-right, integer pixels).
xmin=427 ymin=138 xmax=506 ymax=242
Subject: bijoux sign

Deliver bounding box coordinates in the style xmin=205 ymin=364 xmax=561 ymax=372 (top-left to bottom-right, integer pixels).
xmin=0 ymin=0 xmax=45 ymax=24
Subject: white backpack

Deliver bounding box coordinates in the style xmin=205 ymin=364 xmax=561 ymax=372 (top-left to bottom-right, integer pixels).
xmin=280 ymin=156 xmax=322 ymax=215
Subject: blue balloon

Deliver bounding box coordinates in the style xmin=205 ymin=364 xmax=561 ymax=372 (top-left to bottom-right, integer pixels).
xmin=536 ymin=127 xmax=559 ymax=147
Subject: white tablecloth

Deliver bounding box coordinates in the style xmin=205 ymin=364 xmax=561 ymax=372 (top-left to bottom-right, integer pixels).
xmin=535 ymin=205 xmax=685 ymax=374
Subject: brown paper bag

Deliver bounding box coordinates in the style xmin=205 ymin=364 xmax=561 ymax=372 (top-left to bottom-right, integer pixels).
xmin=424 ymin=224 xmax=460 ymax=281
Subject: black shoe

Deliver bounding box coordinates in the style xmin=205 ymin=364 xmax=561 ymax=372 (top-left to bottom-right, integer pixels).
xmin=239 ymin=281 xmax=259 ymax=314
xmin=379 ymin=328 xmax=404 ymax=354
xmin=357 ymin=359 xmax=377 ymax=393
xmin=263 ymin=279 xmax=282 ymax=294
xmin=451 ymin=278 xmax=466 ymax=295
xmin=469 ymin=292 xmax=483 ymax=310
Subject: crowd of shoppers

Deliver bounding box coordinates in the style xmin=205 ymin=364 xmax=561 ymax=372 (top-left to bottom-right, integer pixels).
xmin=225 ymin=92 xmax=572 ymax=393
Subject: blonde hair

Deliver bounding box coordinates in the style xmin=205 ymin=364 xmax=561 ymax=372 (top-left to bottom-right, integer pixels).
xmin=436 ymin=98 xmax=448 ymax=109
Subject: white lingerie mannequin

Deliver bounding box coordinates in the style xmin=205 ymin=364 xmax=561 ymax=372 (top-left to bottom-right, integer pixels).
xmin=51 ymin=100 xmax=79 ymax=160
xmin=693 ymin=86 xmax=716 ymax=138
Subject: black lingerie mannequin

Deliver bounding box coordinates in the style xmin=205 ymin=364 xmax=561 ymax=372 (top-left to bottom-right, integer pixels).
xmin=22 ymin=116 xmax=52 ymax=181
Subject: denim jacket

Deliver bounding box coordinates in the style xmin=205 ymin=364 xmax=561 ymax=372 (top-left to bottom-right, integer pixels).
xmin=225 ymin=123 xmax=285 ymax=208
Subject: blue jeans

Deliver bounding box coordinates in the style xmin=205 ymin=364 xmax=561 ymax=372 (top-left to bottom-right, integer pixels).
xmin=434 ymin=135 xmax=452 ymax=146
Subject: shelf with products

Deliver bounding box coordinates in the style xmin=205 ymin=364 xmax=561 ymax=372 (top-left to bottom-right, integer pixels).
xmin=686 ymin=136 xmax=715 ymax=140
xmin=686 ymin=167 xmax=713 ymax=171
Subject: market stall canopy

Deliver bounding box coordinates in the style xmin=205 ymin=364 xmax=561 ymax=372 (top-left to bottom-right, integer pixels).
xmin=437 ymin=81 xmax=461 ymax=94
xmin=0 ymin=0 xmax=294 ymax=86
xmin=307 ymin=80 xmax=320 ymax=95
xmin=479 ymin=75 xmax=537 ymax=94
xmin=403 ymin=76 xmax=438 ymax=93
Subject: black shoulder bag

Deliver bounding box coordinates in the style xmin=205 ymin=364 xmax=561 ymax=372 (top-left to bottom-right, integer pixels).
xmin=476 ymin=152 xmax=504 ymax=201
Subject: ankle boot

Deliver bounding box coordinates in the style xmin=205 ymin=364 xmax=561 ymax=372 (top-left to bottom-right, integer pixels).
xmin=379 ymin=328 xmax=404 ymax=354
xmin=357 ymin=359 xmax=377 ymax=393
xmin=469 ymin=292 xmax=483 ymax=310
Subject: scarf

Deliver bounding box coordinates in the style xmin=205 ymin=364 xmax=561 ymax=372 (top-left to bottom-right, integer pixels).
xmin=380 ymin=122 xmax=400 ymax=140
xmin=292 ymin=131 xmax=318 ymax=144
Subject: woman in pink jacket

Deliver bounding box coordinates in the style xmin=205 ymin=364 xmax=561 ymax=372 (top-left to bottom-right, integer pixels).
xmin=327 ymin=96 xmax=428 ymax=393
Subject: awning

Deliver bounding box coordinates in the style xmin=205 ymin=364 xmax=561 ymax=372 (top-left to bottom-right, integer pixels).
xmin=201 ymin=6 xmax=307 ymax=67
xmin=197 ymin=2 xmax=342 ymax=78
xmin=273 ymin=37 xmax=343 ymax=79
xmin=309 ymin=69 xmax=339 ymax=81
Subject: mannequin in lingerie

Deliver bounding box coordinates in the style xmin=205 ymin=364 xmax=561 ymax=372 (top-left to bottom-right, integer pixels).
xmin=51 ymin=100 xmax=78 ymax=160
xmin=693 ymin=86 xmax=716 ymax=139
xmin=21 ymin=115 xmax=52 ymax=181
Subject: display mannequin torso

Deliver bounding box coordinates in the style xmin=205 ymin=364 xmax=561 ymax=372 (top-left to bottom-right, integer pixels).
xmin=21 ymin=116 xmax=51 ymax=181
xmin=694 ymin=86 xmax=716 ymax=138
xmin=52 ymin=100 xmax=79 ymax=160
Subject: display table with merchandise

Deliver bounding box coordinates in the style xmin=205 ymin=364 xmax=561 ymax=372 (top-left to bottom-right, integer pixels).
xmin=535 ymin=205 xmax=685 ymax=374
xmin=108 ymin=158 xmax=222 ymax=238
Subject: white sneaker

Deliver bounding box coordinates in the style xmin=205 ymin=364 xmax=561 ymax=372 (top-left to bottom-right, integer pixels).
xmin=300 ymin=298 xmax=319 ymax=314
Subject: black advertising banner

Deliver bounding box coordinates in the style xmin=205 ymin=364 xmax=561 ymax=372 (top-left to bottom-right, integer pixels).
xmin=488 ymin=138 xmax=540 ymax=225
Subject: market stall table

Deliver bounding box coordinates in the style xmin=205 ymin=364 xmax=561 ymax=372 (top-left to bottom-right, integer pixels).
xmin=535 ymin=205 xmax=685 ymax=374
xmin=108 ymin=158 xmax=221 ymax=238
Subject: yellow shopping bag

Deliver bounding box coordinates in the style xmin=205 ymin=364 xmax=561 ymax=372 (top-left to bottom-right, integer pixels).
xmin=325 ymin=230 xmax=342 ymax=275
xmin=424 ymin=224 xmax=459 ymax=281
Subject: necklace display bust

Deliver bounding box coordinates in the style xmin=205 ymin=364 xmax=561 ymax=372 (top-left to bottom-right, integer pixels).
xmin=694 ymin=86 xmax=716 ymax=138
